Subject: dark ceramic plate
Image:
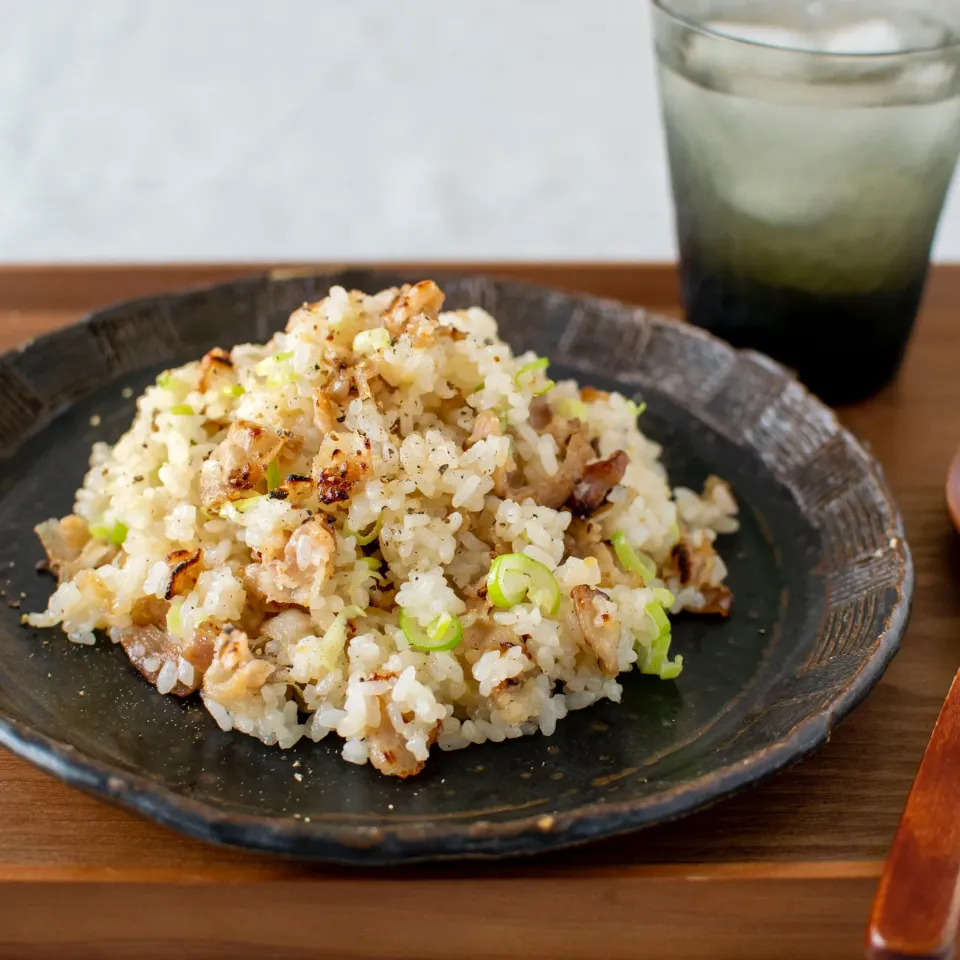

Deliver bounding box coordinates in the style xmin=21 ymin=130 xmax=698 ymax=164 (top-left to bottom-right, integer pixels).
xmin=0 ymin=270 xmax=912 ymax=864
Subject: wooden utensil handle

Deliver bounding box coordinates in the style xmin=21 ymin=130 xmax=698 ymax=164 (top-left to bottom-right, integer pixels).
xmin=868 ymin=669 xmax=960 ymax=959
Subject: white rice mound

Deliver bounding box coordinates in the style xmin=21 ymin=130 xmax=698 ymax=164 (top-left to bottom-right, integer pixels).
xmin=26 ymin=280 xmax=738 ymax=777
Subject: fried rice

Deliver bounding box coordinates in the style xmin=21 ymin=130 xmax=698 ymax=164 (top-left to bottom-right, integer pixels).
xmin=25 ymin=280 xmax=738 ymax=777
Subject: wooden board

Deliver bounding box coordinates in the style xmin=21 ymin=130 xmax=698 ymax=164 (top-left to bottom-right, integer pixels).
xmin=0 ymin=263 xmax=955 ymax=959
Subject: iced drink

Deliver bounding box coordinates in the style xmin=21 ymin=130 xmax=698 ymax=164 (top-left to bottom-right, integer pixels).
xmin=653 ymin=1 xmax=960 ymax=405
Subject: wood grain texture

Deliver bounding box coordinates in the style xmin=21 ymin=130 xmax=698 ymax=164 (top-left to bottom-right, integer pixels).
xmin=0 ymin=868 xmax=879 ymax=960
xmin=868 ymin=669 xmax=960 ymax=960
xmin=0 ymin=263 xmax=956 ymax=958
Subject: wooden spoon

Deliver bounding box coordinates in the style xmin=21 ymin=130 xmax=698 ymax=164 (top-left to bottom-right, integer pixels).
xmin=947 ymin=449 xmax=960 ymax=534
xmin=867 ymin=667 xmax=960 ymax=959
xmin=866 ymin=450 xmax=960 ymax=957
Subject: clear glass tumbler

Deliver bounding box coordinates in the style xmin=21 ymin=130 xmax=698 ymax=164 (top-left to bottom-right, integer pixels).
xmin=652 ymin=0 xmax=960 ymax=405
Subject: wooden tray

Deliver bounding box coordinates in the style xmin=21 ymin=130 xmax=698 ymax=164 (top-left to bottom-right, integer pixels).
xmin=0 ymin=263 xmax=953 ymax=960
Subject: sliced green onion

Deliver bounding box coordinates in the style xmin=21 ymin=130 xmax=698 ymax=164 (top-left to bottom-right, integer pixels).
xmin=90 ymin=520 xmax=128 ymax=545
xmin=647 ymin=601 xmax=671 ymax=638
xmin=640 ymin=630 xmax=683 ymax=681
xmin=352 ymin=327 xmax=391 ymax=355
xmin=255 ymin=351 xmax=295 ymax=376
xmin=399 ymin=609 xmax=464 ymax=652
xmin=659 ymin=657 xmax=683 ymax=681
xmin=220 ymin=495 xmax=265 ymax=518
xmin=265 ymin=460 xmax=282 ymax=491
xmin=652 ymin=587 xmax=675 ymax=609
xmin=639 ymin=596 xmax=682 ymax=680
xmin=556 ymin=397 xmax=587 ymax=421
xmin=222 ymin=383 xmax=245 ymax=398
xmin=358 ymin=557 xmax=385 ymax=582
xmin=626 ymin=397 xmax=647 ymax=418
xmin=610 ymin=531 xmax=656 ymax=581
xmin=169 ymin=404 xmax=195 ymax=416
xmin=157 ymin=372 xmax=175 ymax=390
xmin=345 ymin=514 xmax=383 ymax=546
xmin=318 ymin=612 xmax=348 ymax=670
xmin=516 ymin=357 xmax=548 ymax=379
xmin=515 ymin=357 xmax=554 ymax=396
xmin=166 ymin=600 xmax=183 ymax=638
xmin=667 ymin=520 xmax=681 ymax=546
xmin=487 ymin=553 xmax=561 ymax=616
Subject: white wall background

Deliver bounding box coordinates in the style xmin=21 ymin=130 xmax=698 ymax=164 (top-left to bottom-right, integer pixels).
xmin=2 ymin=0 xmax=959 ymax=262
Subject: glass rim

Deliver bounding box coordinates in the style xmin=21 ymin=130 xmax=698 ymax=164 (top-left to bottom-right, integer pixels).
xmin=651 ymin=0 xmax=960 ymax=59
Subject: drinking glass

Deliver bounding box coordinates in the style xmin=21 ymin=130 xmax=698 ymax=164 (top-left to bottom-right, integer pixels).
xmin=652 ymin=0 xmax=960 ymax=404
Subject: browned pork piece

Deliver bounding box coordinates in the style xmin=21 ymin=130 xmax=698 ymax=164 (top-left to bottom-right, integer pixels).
xmin=162 ymin=549 xmax=202 ymax=599
xmin=664 ymin=539 xmax=733 ymax=617
xmin=201 ymin=629 xmax=275 ymax=711
xmin=367 ymin=713 xmax=441 ymax=778
xmin=195 ymin=347 xmax=234 ymax=392
xmin=35 ymin=515 xmax=117 ymax=582
xmin=199 ymin=419 xmax=289 ymax=509
xmin=497 ymin=398 xmax=628 ymax=514
xmin=383 ymin=280 xmax=445 ymax=341
xmin=111 ymin=621 xmax=218 ymax=696
xmin=571 ymin=585 xmax=622 ymax=677
xmin=569 ymin=450 xmax=629 ymax=516
xmin=244 ymin=515 xmax=336 ymax=608
xmin=312 ymin=431 xmax=373 ymax=504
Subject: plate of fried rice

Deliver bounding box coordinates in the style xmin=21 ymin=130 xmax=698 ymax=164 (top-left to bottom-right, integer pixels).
xmin=0 ymin=270 xmax=911 ymax=862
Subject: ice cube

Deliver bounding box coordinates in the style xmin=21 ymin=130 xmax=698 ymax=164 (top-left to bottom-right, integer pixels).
xmin=824 ymin=19 xmax=906 ymax=54
xmin=705 ymin=21 xmax=815 ymax=51
xmin=684 ymin=21 xmax=819 ymax=85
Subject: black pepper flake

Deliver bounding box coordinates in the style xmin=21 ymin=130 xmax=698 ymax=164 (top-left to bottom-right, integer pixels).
xmin=438 ymin=464 xmax=448 ymax=475
xmin=336 ymin=415 xmax=346 ymax=423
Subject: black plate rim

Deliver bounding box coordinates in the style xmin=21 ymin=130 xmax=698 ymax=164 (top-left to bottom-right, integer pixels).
xmin=0 ymin=269 xmax=914 ymax=864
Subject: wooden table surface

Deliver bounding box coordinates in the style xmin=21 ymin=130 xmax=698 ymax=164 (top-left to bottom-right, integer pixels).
xmin=0 ymin=263 xmax=956 ymax=960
